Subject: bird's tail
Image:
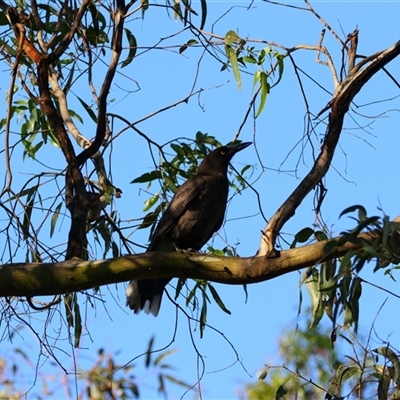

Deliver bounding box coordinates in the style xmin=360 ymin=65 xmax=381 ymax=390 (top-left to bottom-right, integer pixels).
xmin=126 ymin=279 xmax=168 ymax=317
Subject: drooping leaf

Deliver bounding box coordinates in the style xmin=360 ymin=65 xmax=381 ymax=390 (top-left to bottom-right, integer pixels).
xmin=271 ymin=53 xmax=285 ymax=88
xmin=256 ymin=71 xmax=269 ymax=117
xmin=208 ymin=283 xmax=231 ymax=314
xmin=76 ymin=96 xmax=97 ymax=122
xmin=145 ymin=336 xmax=155 ymax=367
xmin=50 ymin=202 xmax=62 ymax=238
xmin=22 ymin=198 xmax=35 ymax=240
xmin=305 ymin=269 xmax=324 ymax=328
xmin=200 ymin=299 xmax=207 ymax=338
xmin=225 ymin=45 xmax=242 ymax=90
xmin=154 ymin=349 xmax=178 ymax=366
xmin=175 ymin=278 xmax=186 ymax=300
xmin=138 ymin=210 xmax=159 ymax=230
xmin=199 ymin=0 xmax=207 ymax=30
xmin=164 ymin=374 xmax=192 ymax=388
xmin=141 ymin=0 xmax=149 ymax=18
xmin=121 ymin=29 xmax=137 ymax=68
xmin=143 ymin=193 xmax=159 ymax=212
xmin=186 ymin=282 xmax=199 ymax=307
xmin=74 ymin=295 xmax=82 ymax=348
xmin=377 ymin=373 xmax=391 ymax=400
xmin=64 ymin=293 xmax=74 ymax=328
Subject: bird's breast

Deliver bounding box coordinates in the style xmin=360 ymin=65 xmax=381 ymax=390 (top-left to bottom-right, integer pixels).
xmin=170 ymin=179 xmax=228 ymax=250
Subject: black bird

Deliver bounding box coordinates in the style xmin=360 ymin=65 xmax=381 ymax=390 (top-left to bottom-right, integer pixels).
xmin=126 ymin=141 xmax=252 ymax=316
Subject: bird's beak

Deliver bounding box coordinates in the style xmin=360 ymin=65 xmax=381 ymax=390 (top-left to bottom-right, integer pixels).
xmin=227 ymin=141 xmax=252 ymax=155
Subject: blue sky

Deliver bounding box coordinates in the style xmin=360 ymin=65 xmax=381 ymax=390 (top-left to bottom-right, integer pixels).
xmin=2 ymin=1 xmax=400 ymax=399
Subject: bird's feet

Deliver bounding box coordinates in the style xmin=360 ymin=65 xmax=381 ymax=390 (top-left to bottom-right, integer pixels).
xmin=173 ymin=244 xmax=198 ymax=253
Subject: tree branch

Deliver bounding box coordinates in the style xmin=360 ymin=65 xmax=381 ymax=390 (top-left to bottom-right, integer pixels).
xmin=0 ymin=232 xmax=376 ymax=297
xmin=76 ymin=0 xmax=126 ymax=166
xmin=47 ymin=0 xmax=91 ymax=63
xmin=258 ymin=40 xmax=400 ymax=256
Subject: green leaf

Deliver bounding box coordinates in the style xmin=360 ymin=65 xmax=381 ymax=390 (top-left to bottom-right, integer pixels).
xmin=86 ymin=26 xmax=109 ymax=46
xmin=258 ymin=367 xmax=269 ymax=380
xmin=143 ymin=193 xmax=159 ymax=212
xmin=122 ymin=29 xmax=137 ymax=68
xmin=242 ymin=55 xmax=257 ymax=64
xmin=374 ymin=347 xmax=400 ymax=385
xmin=377 ymin=373 xmax=391 ymax=400
xmin=141 ymin=0 xmax=149 ymax=18
xmin=186 ymin=282 xmax=199 ymax=307
xmin=381 ymin=214 xmax=390 ymax=246
xmin=252 ymin=70 xmax=261 ymax=92
xmin=131 ymin=170 xmax=160 ymax=184
xmin=276 ymin=54 xmax=285 ymax=84
xmin=64 ymin=293 xmax=73 ymax=328
xmin=338 ymin=365 xmax=361 ymax=383
xmin=276 ymin=376 xmax=296 ymax=399
xmin=76 ymin=96 xmax=97 ymax=123
xmin=243 ymin=283 xmax=248 ymax=303
xmin=256 ymin=71 xmax=269 ymax=117
xmin=348 ymin=277 xmax=362 ymax=333
xmin=200 ymin=300 xmax=207 ymax=338
xmin=305 ymin=269 xmax=324 ymax=328
xmin=68 ymin=109 xmax=83 ymax=124
xmin=208 ymin=284 xmax=231 ymax=314
xmin=225 ymin=45 xmax=241 ymax=90
xmin=164 ymin=374 xmax=192 ymax=388
xmin=291 ymin=227 xmax=314 ymax=248
xmin=112 ymin=241 xmax=119 ymax=258
xmin=339 ymin=204 xmax=366 ymax=219
xmin=224 ymin=30 xmax=240 ymax=45
xmin=22 ymin=198 xmax=35 ymax=240
xmin=0 ymin=12 xmax=9 ymax=25
xmin=240 ymin=164 xmax=251 ymax=175
xmin=314 ymin=230 xmax=328 ymax=241
xmin=145 ymin=336 xmax=155 ymax=367
xmin=172 ymin=0 xmax=182 ymax=21
xmin=154 ymin=349 xmax=178 ymax=366
xmin=88 ymin=2 xmax=106 ymax=30
xmin=158 ymin=373 xmax=165 ymax=394
xmin=50 ymin=202 xmax=62 ymax=238
xmin=199 ymin=0 xmax=207 ymax=30
xmin=74 ymin=295 xmax=82 ymax=348
xmin=258 ymin=48 xmax=266 ymax=64
xmin=138 ymin=210 xmax=159 ymax=230
xmin=179 ymin=39 xmax=198 ymax=54
xmin=175 ymin=278 xmax=186 ymax=300
xmin=164 ymin=176 xmax=178 ymax=192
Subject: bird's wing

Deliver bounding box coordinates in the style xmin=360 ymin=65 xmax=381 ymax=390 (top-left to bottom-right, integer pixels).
xmin=148 ymin=175 xmax=205 ymax=249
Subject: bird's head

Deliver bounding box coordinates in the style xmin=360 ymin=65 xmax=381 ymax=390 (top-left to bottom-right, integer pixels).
xmin=197 ymin=141 xmax=252 ymax=175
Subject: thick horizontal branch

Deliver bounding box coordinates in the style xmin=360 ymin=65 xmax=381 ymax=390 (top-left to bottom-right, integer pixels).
xmin=0 ymin=233 xmax=371 ymax=297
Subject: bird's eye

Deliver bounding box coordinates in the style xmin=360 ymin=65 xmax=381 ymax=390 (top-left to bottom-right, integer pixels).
xmin=220 ymin=150 xmax=225 ymax=155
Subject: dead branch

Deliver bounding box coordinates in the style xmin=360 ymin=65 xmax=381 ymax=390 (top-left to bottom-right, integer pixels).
xmin=258 ymin=39 xmax=400 ymax=256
